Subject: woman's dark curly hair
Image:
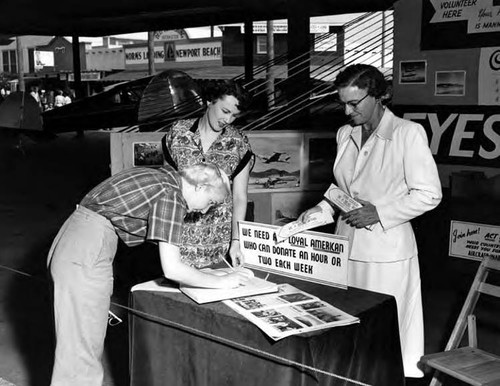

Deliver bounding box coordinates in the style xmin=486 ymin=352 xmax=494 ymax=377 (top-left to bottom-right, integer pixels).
xmin=334 ymin=64 xmax=388 ymax=99
xmin=202 ymin=80 xmax=252 ymax=112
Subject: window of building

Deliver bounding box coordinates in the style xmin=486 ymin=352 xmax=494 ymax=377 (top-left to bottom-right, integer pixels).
xmin=256 ymin=36 xmax=267 ymax=54
xmin=314 ymin=33 xmax=337 ymax=52
xmin=2 ymin=50 xmax=17 ymax=73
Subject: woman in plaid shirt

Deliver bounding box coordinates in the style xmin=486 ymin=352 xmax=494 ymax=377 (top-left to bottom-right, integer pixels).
xmin=47 ymin=162 xmax=252 ymax=386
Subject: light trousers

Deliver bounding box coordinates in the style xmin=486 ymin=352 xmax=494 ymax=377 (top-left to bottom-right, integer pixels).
xmin=47 ymin=205 xmax=117 ymax=386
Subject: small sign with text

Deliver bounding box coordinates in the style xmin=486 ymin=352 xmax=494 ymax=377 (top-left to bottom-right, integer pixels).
xmin=449 ymin=220 xmax=500 ymax=261
xmin=239 ymin=221 xmax=349 ymax=289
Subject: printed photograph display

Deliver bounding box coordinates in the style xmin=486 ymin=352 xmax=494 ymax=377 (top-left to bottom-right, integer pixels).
xmin=224 ymin=283 xmax=359 ymax=341
xmin=247 ymin=132 xmax=302 ymax=192
xmin=435 ymin=71 xmax=466 ymax=96
xmin=132 ymin=141 xmax=164 ymax=167
xmin=399 ymin=60 xmax=427 ymax=84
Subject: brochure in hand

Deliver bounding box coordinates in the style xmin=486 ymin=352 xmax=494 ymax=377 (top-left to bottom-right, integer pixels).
xmin=223 ymin=283 xmax=359 ymax=341
xmin=324 ymin=183 xmax=374 ymax=231
xmin=180 ymin=268 xmax=279 ymax=304
xmin=324 ymin=183 xmax=363 ymax=213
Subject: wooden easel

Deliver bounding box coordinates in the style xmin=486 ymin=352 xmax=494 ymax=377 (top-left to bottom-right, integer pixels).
xmin=420 ymin=255 xmax=500 ymax=386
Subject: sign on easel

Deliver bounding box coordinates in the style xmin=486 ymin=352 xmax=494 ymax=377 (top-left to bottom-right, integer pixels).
xmin=239 ymin=221 xmax=349 ymax=289
xmin=449 ymin=220 xmax=500 ymax=261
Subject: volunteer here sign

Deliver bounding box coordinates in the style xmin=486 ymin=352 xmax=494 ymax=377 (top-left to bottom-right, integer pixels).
xmin=239 ymin=221 xmax=349 ymax=288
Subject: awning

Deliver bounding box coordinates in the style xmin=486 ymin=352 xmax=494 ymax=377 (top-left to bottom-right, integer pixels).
xmin=101 ymin=70 xmax=152 ymax=82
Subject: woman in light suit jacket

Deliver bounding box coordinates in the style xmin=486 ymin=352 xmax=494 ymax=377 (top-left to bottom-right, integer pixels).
xmin=299 ymin=64 xmax=442 ymax=378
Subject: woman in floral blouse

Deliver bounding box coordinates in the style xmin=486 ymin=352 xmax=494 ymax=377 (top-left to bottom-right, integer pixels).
xmin=162 ymin=80 xmax=254 ymax=268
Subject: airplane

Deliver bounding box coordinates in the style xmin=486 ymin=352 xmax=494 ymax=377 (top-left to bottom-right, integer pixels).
xmin=257 ymin=152 xmax=291 ymax=164
xmin=0 ymin=69 xmax=204 ymax=136
xmin=253 ymin=175 xmax=299 ymax=189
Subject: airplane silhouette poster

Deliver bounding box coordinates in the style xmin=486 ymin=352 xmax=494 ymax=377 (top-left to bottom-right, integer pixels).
xmin=247 ymin=132 xmax=302 ymax=192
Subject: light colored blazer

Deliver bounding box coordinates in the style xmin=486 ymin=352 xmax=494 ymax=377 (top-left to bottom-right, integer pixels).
xmin=321 ymin=108 xmax=442 ymax=262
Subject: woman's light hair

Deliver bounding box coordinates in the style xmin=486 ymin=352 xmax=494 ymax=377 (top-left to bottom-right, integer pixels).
xmin=180 ymin=163 xmax=231 ymax=200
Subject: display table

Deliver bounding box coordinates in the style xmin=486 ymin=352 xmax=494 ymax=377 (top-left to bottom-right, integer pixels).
xmin=129 ymin=274 xmax=405 ymax=386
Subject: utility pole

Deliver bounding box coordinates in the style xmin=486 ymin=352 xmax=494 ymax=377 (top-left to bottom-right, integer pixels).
xmin=266 ymin=20 xmax=275 ymax=110
xmin=16 ymin=36 xmax=25 ymax=92
xmin=147 ymin=31 xmax=155 ymax=76
xmin=381 ymin=11 xmax=386 ymax=68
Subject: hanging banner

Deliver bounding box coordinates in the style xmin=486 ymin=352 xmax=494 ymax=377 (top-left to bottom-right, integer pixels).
xmin=124 ymin=45 xmax=165 ymax=65
xmin=421 ymin=0 xmax=500 ymax=50
xmin=449 ymin=220 xmax=500 ymax=260
xmin=239 ymin=221 xmax=349 ymax=289
xmin=392 ymin=105 xmax=500 ymax=167
xmin=174 ymin=41 xmax=222 ymax=62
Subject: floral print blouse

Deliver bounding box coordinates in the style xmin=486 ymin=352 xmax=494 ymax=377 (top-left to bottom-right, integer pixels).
xmin=163 ymin=118 xmax=253 ymax=267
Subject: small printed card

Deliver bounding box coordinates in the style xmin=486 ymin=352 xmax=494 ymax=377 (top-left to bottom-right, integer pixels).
xmin=324 ymin=183 xmax=363 ymax=213
xmin=324 ymin=183 xmax=374 ymax=231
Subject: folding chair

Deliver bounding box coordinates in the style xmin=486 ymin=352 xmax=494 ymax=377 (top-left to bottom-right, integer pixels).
xmin=420 ymin=256 xmax=500 ymax=386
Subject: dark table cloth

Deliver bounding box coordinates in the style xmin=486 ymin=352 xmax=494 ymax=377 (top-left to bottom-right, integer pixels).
xmin=129 ymin=274 xmax=405 ymax=386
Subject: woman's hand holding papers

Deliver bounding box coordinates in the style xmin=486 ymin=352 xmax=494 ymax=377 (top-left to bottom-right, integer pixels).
xmin=341 ymin=199 xmax=380 ymax=229
xmin=297 ymin=205 xmax=322 ymax=224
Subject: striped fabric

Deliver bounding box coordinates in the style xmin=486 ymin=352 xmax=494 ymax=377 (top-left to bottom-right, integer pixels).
xmin=80 ymin=165 xmax=186 ymax=247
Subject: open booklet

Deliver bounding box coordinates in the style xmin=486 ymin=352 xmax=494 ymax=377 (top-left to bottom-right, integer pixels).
xmin=223 ymin=283 xmax=359 ymax=341
xmin=180 ymin=268 xmax=279 ymax=304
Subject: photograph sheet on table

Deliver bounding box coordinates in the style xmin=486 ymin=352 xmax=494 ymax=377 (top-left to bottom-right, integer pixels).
xmin=224 ymin=283 xmax=359 ymax=341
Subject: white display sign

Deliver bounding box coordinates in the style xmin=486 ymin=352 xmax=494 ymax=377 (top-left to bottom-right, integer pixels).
xmin=429 ymin=0 xmax=500 ymax=34
xmin=239 ymin=221 xmax=349 ymax=289
xmin=449 ymin=220 xmax=500 ymax=261
xmin=125 ymin=46 xmax=165 ymax=65
xmin=68 ymin=72 xmax=101 ymax=81
xmin=174 ymin=41 xmax=222 ymax=62
xmin=478 ymin=47 xmax=500 ymax=105
xmin=34 ymin=50 xmax=54 ymax=71
xmin=242 ymin=23 xmax=330 ymax=34
xmin=154 ymin=29 xmax=188 ymax=41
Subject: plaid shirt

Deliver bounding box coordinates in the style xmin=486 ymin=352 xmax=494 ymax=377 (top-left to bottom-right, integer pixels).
xmin=80 ymin=165 xmax=186 ymax=247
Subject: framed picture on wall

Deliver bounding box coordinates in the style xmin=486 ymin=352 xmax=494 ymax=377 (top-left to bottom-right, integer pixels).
xmin=247 ymin=131 xmax=303 ymax=193
xmin=399 ymin=60 xmax=427 ymax=84
xmin=435 ymin=71 xmax=466 ymax=96
xmin=110 ymin=132 xmax=165 ymax=174
xmin=302 ymin=132 xmax=336 ymax=190
xmin=132 ymin=142 xmax=163 ymax=167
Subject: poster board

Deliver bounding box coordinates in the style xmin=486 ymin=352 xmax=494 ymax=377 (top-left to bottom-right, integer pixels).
xmin=247 ymin=131 xmax=335 ymax=193
xmin=449 ymin=220 xmax=500 ymax=261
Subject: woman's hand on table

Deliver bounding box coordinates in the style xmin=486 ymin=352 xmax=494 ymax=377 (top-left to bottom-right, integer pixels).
xmin=215 ymin=268 xmax=253 ymax=288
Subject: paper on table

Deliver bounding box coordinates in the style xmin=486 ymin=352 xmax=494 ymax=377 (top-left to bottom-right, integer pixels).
xmin=223 ymin=283 xmax=359 ymax=341
xmin=180 ymin=268 xmax=279 ymax=304
xmin=131 ymin=278 xmax=180 ymax=293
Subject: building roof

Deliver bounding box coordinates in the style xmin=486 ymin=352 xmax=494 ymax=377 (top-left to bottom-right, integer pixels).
xmin=0 ymin=0 xmax=396 ymax=37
